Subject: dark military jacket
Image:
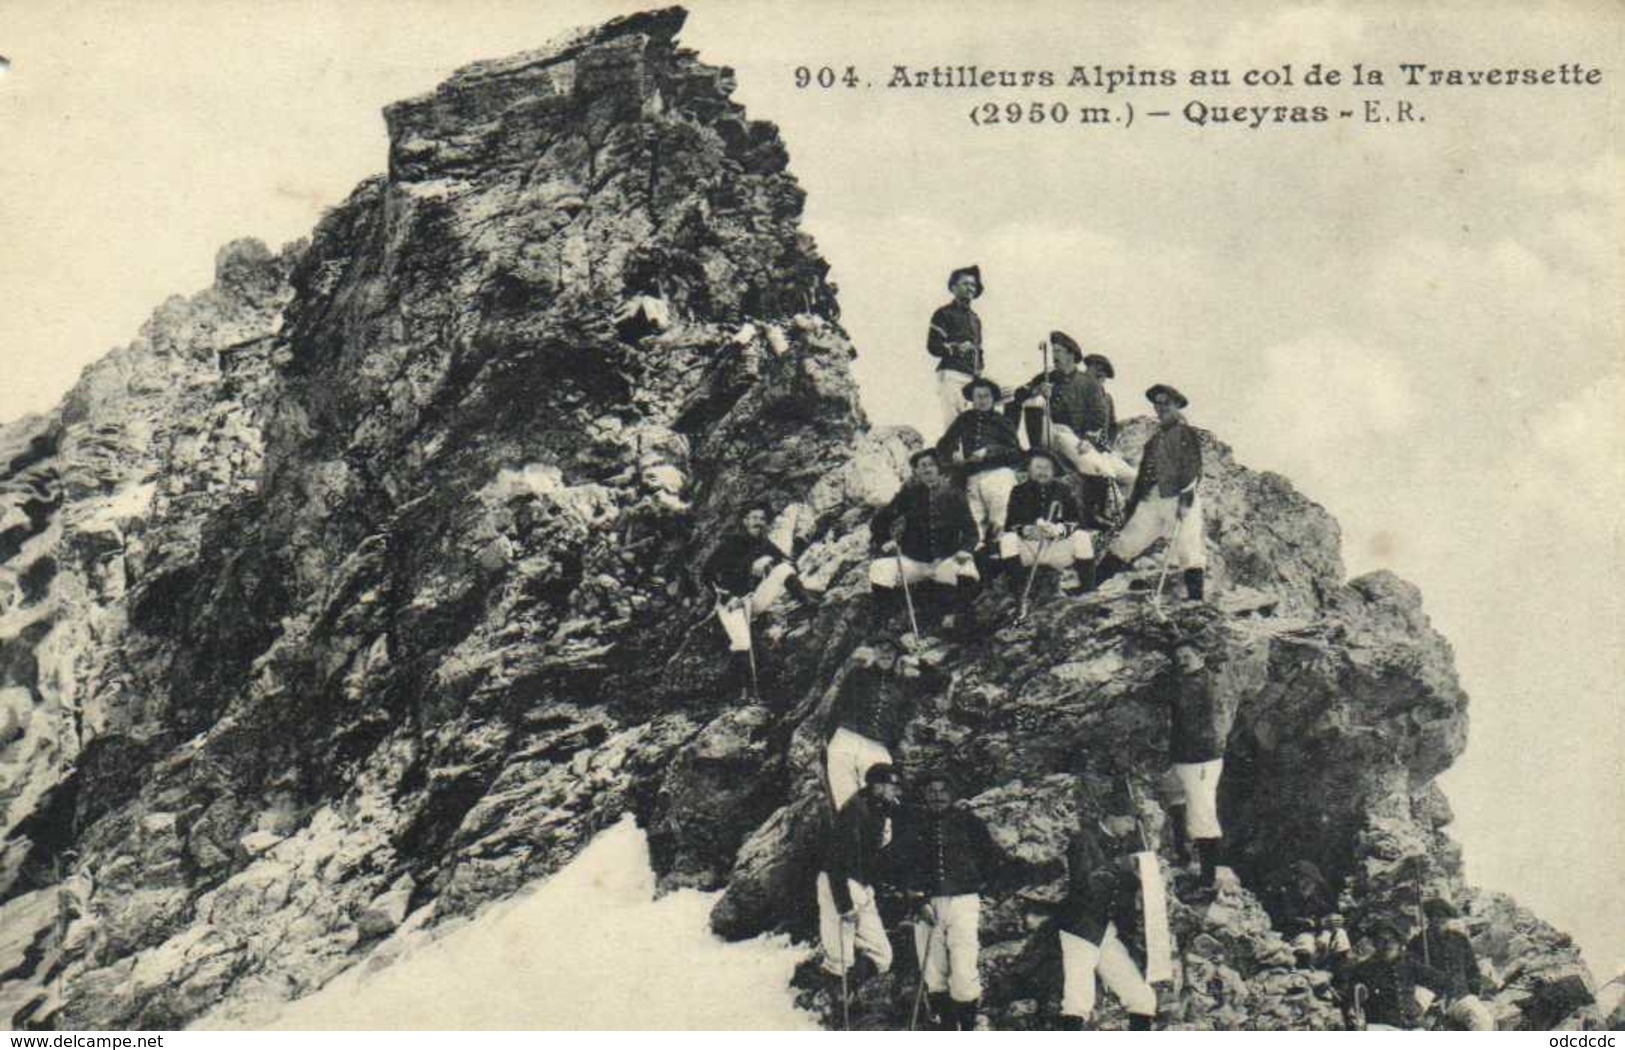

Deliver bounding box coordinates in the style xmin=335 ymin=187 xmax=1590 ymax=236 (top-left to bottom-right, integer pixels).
xmin=889 ymin=805 xmax=998 ymax=899
xmin=936 ymin=409 xmax=1024 ymax=477
xmin=823 ymin=788 xmax=895 ymax=914
xmin=1006 ymin=478 xmax=1083 ymax=533
xmin=827 ymin=663 xmax=915 ymax=750
xmin=1129 ymin=417 xmax=1203 ymax=505
xmin=870 ymin=482 xmax=978 ymax=564
xmin=701 ymin=532 xmax=790 ymax=597
xmin=927 ymin=301 xmax=983 ymax=376
xmin=1059 ymin=826 xmax=1142 ymax=944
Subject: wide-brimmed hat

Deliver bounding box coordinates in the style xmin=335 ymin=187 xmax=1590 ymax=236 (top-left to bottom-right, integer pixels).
xmin=1049 ymin=330 xmax=1082 ymax=361
xmin=866 ymin=763 xmax=903 ymax=786
xmin=947 ymin=265 xmax=983 ymax=297
xmin=1083 ymin=353 xmax=1115 ymax=378
xmin=962 ymin=376 xmax=1002 ymax=401
xmin=1146 ymin=383 xmax=1189 ymax=409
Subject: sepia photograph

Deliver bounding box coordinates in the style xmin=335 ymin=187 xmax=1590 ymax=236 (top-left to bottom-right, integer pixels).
xmin=0 ymin=0 xmax=1620 ymax=1034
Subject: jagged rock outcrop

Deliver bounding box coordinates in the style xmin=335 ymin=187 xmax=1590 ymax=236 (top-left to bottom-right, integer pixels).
xmin=0 ymin=7 xmax=1597 ymax=1031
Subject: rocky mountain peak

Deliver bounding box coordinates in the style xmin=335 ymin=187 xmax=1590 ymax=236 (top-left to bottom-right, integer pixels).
xmin=0 ymin=6 xmax=1598 ymax=1031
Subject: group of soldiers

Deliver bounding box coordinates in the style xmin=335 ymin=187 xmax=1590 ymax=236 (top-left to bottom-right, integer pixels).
xmin=695 ymin=265 xmax=1480 ymax=1030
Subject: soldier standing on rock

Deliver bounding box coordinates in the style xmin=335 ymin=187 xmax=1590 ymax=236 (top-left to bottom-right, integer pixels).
xmin=819 ymin=638 xmax=920 ymax=811
xmin=1093 ymin=384 xmax=1207 ymax=601
xmin=701 ymin=502 xmax=821 ymax=701
xmin=927 ymin=266 xmax=985 ymax=428
xmin=889 ymin=771 xmax=998 ymax=1031
xmin=1159 ymin=618 xmax=1234 ymax=898
xmin=998 ymin=448 xmax=1098 ymax=593
xmin=868 ymin=449 xmax=981 ymax=639
xmin=818 ymin=763 xmax=903 ymax=1017
xmin=936 ymin=376 xmax=1024 ymax=554
xmin=1056 ymin=790 xmax=1160 ymax=1030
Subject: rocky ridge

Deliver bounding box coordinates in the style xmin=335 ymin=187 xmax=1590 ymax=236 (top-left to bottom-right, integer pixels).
xmin=0 ymin=7 xmax=1600 ymax=1031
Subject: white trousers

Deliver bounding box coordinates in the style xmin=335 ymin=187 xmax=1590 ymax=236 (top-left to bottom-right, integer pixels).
xmin=1049 ymin=422 xmax=1138 ymax=482
xmin=716 ymin=562 xmax=795 ymax=652
xmin=826 ymin=728 xmax=893 ymax=813
xmin=998 ymin=529 xmax=1093 ymax=566
xmin=869 ymin=553 xmax=980 ymax=589
xmin=965 ymin=468 xmax=1017 ymax=540
xmin=1059 ymin=924 xmax=1157 ymax=1019
xmin=817 ymin=873 xmax=893 ymax=977
xmin=937 ymin=369 xmax=973 ymax=427
xmin=1171 ymin=759 xmax=1224 ymax=839
xmin=915 ymin=894 xmax=982 ymax=1001
xmin=1108 ymin=493 xmax=1207 ymax=570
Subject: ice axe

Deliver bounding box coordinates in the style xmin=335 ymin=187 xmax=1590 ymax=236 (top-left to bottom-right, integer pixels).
xmin=1039 ymin=339 xmax=1053 ymax=449
xmin=1016 ymin=500 xmax=1063 ymax=623
xmin=890 ymin=518 xmax=921 ymax=639
xmin=1150 ymin=503 xmax=1189 ymax=622
xmin=909 ymin=908 xmax=939 ymax=1030
xmin=712 ymin=584 xmax=760 ymax=700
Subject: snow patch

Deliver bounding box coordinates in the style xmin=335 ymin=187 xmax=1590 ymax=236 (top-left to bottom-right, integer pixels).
xmin=200 ymin=817 xmax=819 ymax=1030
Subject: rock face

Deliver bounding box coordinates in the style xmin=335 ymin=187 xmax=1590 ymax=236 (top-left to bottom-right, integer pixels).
xmin=0 ymin=7 xmax=1597 ymax=1031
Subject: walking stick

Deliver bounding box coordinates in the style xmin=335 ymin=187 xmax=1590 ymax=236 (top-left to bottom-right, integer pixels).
xmin=891 ymin=520 xmax=921 ymax=639
xmin=1151 ymin=505 xmax=1188 ymax=622
xmin=742 ymin=595 xmax=760 ymax=699
xmin=1040 ymin=340 xmax=1053 ymax=450
xmin=840 ymin=918 xmax=854 ymax=1030
xmin=910 ymin=912 xmax=939 ymax=1031
xmin=1016 ymin=500 xmax=1063 ymax=623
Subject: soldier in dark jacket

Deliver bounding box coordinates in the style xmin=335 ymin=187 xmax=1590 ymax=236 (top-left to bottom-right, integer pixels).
xmin=701 ymin=502 xmax=820 ymax=699
xmin=1348 ymin=921 xmax=1424 ymax=1030
xmin=1411 ymin=899 xmax=1494 ymax=1030
xmin=926 ymin=265 xmax=984 ymax=427
xmin=1270 ymin=860 xmax=1352 ymax=971
xmin=890 ymin=771 xmax=998 ymax=1030
xmin=998 ymin=448 xmax=1099 ymax=592
xmin=1158 ymin=624 xmax=1234 ymax=894
xmin=1010 ymin=334 xmax=1138 ymax=490
xmin=1057 ymin=802 xmax=1159 ymax=1029
xmin=869 ymin=449 xmax=981 ymax=636
xmin=1095 ymin=384 xmax=1208 ymax=600
xmin=819 ymin=638 xmax=920 ymax=811
xmin=937 ymin=377 xmax=1024 ymax=549
xmin=818 ymin=763 xmax=904 ymax=1004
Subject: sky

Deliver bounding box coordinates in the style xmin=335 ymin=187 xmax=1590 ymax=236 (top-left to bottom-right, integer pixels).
xmin=1 ymin=0 xmax=1620 ymax=977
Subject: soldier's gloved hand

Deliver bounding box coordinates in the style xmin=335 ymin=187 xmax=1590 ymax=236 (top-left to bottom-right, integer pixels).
xmin=953 ymin=450 xmax=966 ymax=464
xmin=1021 ymin=525 xmax=1039 ymax=541
xmin=915 ymin=902 xmax=936 ymax=926
xmin=952 ymin=551 xmax=974 ymax=566
xmin=970 ymin=447 xmax=988 ymax=461
xmin=751 ymin=555 xmax=774 ymax=578
xmin=1039 ymin=382 xmax=1053 ymax=399
xmin=881 ymin=540 xmax=899 ymax=555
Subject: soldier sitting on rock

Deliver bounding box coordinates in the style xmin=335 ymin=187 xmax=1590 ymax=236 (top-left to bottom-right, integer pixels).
xmin=701 ymin=501 xmax=821 ymax=701
xmin=889 ymin=770 xmax=998 ymax=1031
xmin=1346 ymin=920 xmax=1425 ymax=1030
xmin=1269 ymin=860 xmax=1352 ymax=972
xmin=868 ymin=449 xmax=981 ymax=640
xmin=1056 ymin=786 xmax=1160 ymax=1030
xmin=1093 ymin=384 xmax=1207 ymax=601
xmin=1410 ymin=898 xmax=1494 ymax=1031
xmin=1008 ymin=333 xmax=1138 ymax=499
xmin=998 ymin=448 xmax=1098 ymax=595
xmin=935 ymin=376 xmax=1024 ymax=557
xmin=818 ymin=637 xmax=921 ymax=812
